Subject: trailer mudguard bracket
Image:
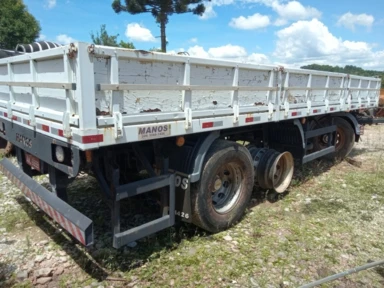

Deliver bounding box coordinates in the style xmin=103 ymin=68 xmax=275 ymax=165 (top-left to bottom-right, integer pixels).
xmin=0 ymin=158 xmax=93 ymax=246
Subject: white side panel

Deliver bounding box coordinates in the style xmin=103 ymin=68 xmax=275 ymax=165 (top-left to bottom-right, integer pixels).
xmin=94 ymin=58 xmax=184 ymax=114
xmin=237 ymin=68 xmax=274 ymax=107
xmin=287 ymin=73 xmax=309 ymax=104
xmin=35 ymin=58 xmax=67 ymax=113
xmin=0 ymin=64 xmax=9 ymax=101
xmin=12 ymin=62 xmax=32 ymax=105
xmin=190 ymin=64 xmax=233 ymax=110
xmin=328 ymin=76 xmax=344 ymax=102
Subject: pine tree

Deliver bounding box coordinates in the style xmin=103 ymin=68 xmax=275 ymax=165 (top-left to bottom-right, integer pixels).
xmin=112 ymin=0 xmax=209 ymax=52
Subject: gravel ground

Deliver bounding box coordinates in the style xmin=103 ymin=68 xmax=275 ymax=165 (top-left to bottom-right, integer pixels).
xmin=0 ymin=124 xmax=384 ymax=288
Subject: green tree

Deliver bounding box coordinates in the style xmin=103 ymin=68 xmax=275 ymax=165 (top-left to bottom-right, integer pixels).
xmin=90 ymin=24 xmax=135 ymax=49
xmin=301 ymin=64 xmax=384 ymax=89
xmin=119 ymin=40 xmax=135 ymax=49
xmin=112 ymin=0 xmax=209 ymax=52
xmin=0 ymin=0 xmax=41 ymax=49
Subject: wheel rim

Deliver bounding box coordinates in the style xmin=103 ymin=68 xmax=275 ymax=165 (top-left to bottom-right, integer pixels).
xmin=269 ymin=151 xmax=294 ymax=193
xmin=320 ymin=127 xmax=345 ymax=152
xmin=210 ymin=162 xmax=242 ymax=214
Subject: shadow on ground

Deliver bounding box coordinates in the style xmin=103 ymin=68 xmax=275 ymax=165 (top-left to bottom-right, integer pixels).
xmin=0 ymin=261 xmax=17 ymax=288
xmin=13 ymin=146 xmax=365 ymax=284
xmin=16 ymin=177 xmax=207 ymax=283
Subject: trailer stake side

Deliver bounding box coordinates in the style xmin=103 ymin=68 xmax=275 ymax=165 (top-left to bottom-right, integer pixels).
xmin=0 ymin=41 xmax=381 ymax=248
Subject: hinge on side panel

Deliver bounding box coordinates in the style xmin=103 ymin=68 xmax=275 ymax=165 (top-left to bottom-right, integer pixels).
xmin=113 ymin=104 xmax=123 ymax=138
xmin=325 ymin=99 xmax=329 ymax=112
xmin=184 ymin=107 xmax=192 ymax=130
xmin=6 ymin=102 xmax=12 ymax=119
xmin=284 ymin=101 xmax=290 ymax=118
xmin=268 ymin=102 xmax=274 ymax=119
xmin=233 ymin=104 xmax=239 ymax=123
xmin=347 ymin=93 xmax=352 ymax=110
xmin=29 ymin=106 xmax=36 ymax=126
xmin=307 ymin=100 xmax=311 ymax=115
xmin=62 ymin=111 xmax=72 ymax=138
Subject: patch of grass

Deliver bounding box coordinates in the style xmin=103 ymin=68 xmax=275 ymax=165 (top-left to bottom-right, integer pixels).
xmin=12 ymin=281 xmax=33 ymax=288
xmin=2 ymin=126 xmax=384 ymax=287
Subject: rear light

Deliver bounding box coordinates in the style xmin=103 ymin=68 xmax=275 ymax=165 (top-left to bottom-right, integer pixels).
xmin=55 ymin=146 xmax=65 ymax=162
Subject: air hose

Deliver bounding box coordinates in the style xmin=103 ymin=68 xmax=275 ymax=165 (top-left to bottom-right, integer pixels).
xmin=299 ymin=259 xmax=384 ymax=288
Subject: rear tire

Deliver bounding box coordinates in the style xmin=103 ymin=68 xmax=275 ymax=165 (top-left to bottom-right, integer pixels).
xmin=313 ymin=117 xmax=355 ymax=160
xmin=191 ymin=140 xmax=254 ymax=233
xmin=0 ymin=138 xmax=13 ymax=157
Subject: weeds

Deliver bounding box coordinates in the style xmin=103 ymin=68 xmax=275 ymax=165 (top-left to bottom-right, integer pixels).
xmin=1 ymin=126 xmax=384 ymax=287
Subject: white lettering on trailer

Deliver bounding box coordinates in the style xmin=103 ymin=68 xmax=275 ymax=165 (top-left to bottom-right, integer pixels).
xmin=175 ymin=175 xmax=189 ymax=190
xmin=137 ymin=124 xmax=171 ymax=140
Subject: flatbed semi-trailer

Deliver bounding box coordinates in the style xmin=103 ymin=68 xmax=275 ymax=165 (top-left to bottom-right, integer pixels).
xmin=0 ymin=42 xmax=381 ymax=248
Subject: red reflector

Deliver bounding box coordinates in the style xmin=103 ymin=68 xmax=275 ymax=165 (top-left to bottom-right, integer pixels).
xmin=58 ymin=129 xmax=64 ymax=137
xmin=12 ymin=116 xmax=17 ymax=121
xmin=313 ymin=109 xmax=318 ymax=113
xmin=245 ymin=117 xmax=254 ymax=123
xmin=330 ymin=107 xmax=335 ymax=111
xmin=4 ymin=112 xmax=8 ymax=117
xmin=202 ymin=122 xmax=214 ymax=128
xmin=291 ymin=112 xmax=298 ymax=116
xmin=82 ymin=134 xmax=103 ymax=143
xmin=42 ymin=125 xmax=50 ymax=132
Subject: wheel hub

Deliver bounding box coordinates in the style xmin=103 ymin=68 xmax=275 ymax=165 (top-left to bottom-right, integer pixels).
xmin=213 ymin=177 xmax=222 ymax=191
xmin=210 ymin=165 xmax=242 ymax=214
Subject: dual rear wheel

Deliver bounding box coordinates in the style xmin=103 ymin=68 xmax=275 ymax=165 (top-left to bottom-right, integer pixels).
xmin=191 ymin=117 xmax=355 ymax=234
xmin=191 ymin=140 xmax=295 ymax=233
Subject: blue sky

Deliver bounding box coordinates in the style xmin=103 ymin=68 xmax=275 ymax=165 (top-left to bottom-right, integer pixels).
xmin=24 ymin=0 xmax=384 ymax=69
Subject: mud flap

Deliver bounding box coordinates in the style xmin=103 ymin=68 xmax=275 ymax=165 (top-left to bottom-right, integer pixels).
xmin=0 ymin=158 xmax=93 ymax=246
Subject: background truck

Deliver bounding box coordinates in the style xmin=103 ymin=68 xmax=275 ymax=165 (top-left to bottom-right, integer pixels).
xmin=0 ymin=41 xmax=381 ymax=248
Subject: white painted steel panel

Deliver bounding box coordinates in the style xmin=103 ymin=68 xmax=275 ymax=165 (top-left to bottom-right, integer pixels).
xmin=0 ymin=42 xmax=381 ymax=149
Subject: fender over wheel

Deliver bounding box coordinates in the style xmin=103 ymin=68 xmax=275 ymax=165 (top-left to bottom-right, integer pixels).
xmin=191 ymin=140 xmax=254 ymax=233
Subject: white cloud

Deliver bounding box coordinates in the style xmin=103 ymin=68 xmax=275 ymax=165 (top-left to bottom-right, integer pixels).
xmin=247 ymin=53 xmax=269 ymax=63
xmin=199 ymin=0 xmax=320 ymax=24
xmin=56 ymin=34 xmax=76 ymax=45
xmin=274 ymin=18 xmax=384 ymax=69
xmin=230 ymin=13 xmax=270 ymax=30
xmin=46 ymin=0 xmax=56 ymax=9
xmin=200 ymin=3 xmax=217 ymax=20
xmin=189 ymin=38 xmax=198 ymax=43
xmin=38 ymin=34 xmax=47 ymax=41
xmin=188 ymin=45 xmax=210 ymax=58
xmin=125 ymin=23 xmax=156 ymax=42
xmin=242 ymin=0 xmax=321 ymax=25
xmin=209 ymin=44 xmax=248 ymax=58
xmin=186 ymin=44 xmax=269 ymax=64
xmin=272 ymin=1 xmax=321 ymax=21
xmin=200 ymin=0 xmax=235 ymax=19
xmin=337 ymin=12 xmax=374 ymax=31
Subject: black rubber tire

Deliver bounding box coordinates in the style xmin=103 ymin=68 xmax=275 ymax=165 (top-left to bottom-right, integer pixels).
xmin=0 ymin=137 xmax=13 ymax=157
xmin=313 ymin=117 xmax=355 ymax=160
xmin=191 ymin=139 xmax=254 ymax=233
